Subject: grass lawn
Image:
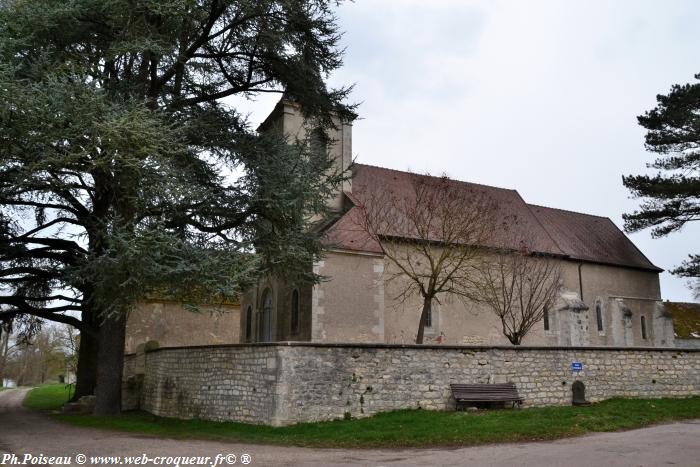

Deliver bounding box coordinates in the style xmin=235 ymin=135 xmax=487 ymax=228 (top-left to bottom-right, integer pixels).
xmin=23 ymin=383 xmax=74 ymax=411
xmin=22 ymin=385 xmax=700 ymax=448
xmin=49 ymin=397 xmax=700 ymax=448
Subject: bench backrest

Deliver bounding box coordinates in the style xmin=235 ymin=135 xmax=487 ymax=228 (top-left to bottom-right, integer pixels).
xmin=450 ymin=383 xmax=522 ymax=401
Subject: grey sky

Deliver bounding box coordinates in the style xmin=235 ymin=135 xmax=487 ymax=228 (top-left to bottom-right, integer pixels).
xmin=233 ymin=0 xmax=700 ymax=302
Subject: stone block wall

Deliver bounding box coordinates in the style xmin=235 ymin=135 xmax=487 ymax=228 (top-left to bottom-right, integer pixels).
xmin=274 ymin=345 xmax=699 ymax=424
xmin=122 ymin=353 xmax=144 ymax=411
xmin=123 ymin=353 xmax=138 ymax=379
xmin=140 ymin=345 xmax=280 ymax=424
xmin=676 ymin=339 xmax=700 ymax=350
xmin=124 ymin=343 xmax=700 ymax=426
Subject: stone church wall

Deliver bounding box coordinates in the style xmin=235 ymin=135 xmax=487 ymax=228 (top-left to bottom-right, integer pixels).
xmin=125 ymin=343 xmax=700 ymax=426
xmin=125 ymin=300 xmax=240 ymax=354
xmin=312 ymin=252 xmax=385 ymax=343
xmin=304 ymin=250 xmax=670 ymax=348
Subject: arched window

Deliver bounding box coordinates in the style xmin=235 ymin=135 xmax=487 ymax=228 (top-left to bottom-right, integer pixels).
xmin=543 ymin=306 xmax=550 ymax=331
xmin=596 ymin=302 xmax=604 ymax=332
xmin=310 ymin=128 xmax=328 ymax=158
xmin=641 ymin=315 xmax=647 ymax=340
xmin=290 ymin=289 xmax=300 ymax=335
xmin=259 ymin=288 xmax=273 ymax=342
xmin=245 ymin=306 xmax=252 ymax=342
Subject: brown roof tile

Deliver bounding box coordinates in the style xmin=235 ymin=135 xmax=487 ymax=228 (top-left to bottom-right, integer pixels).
xmin=528 ymin=204 xmax=662 ymax=272
xmin=322 ymin=164 xmax=662 ymax=272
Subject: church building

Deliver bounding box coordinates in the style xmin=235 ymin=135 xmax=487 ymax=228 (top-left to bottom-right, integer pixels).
xmin=238 ymin=99 xmax=674 ymax=348
xmin=126 ymin=98 xmax=675 ymax=352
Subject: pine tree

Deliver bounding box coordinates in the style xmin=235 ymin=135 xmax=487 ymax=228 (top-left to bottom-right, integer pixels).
xmin=623 ymin=73 xmax=700 ymax=298
xmin=0 ymin=0 xmax=355 ymax=414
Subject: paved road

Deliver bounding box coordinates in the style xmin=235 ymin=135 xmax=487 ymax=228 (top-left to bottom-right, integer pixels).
xmin=1 ymin=388 xmax=699 ymax=467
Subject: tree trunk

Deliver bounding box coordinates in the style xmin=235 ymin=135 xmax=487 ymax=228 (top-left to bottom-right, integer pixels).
xmin=19 ymin=350 xmax=30 ymax=386
xmin=72 ymin=328 xmax=98 ymax=401
xmin=93 ymin=311 xmax=127 ymax=415
xmin=72 ymin=305 xmax=99 ymax=401
xmin=0 ymin=327 xmax=9 ymax=385
xmin=93 ymin=164 xmax=135 ymax=415
xmin=415 ymin=296 xmax=432 ymax=344
xmin=507 ymin=334 xmax=522 ymax=346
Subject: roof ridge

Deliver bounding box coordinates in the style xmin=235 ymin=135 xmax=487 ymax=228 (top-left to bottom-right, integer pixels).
xmin=518 ymin=195 xmax=567 ymax=257
xmin=347 ymin=163 xmax=662 ymax=273
xmin=527 ymin=203 xmax=611 ymax=220
xmin=355 ymin=164 xmax=616 ymax=222
xmin=353 ymin=162 xmax=518 ymax=193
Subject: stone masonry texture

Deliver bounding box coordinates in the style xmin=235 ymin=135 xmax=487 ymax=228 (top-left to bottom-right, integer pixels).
xmin=125 ymin=343 xmax=700 ymax=426
xmin=138 ymin=346 xmax=279 ymax=424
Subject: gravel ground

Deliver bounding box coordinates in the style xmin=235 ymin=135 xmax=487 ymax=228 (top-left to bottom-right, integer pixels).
xmin=1 ymin=388 xmax=699 ymax=467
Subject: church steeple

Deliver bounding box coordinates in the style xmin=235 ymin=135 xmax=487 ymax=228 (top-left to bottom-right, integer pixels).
xmin=258 ymin=98 xmax=353 ymax=212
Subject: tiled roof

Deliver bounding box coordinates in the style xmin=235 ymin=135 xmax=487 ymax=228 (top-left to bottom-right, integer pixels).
xmin=527 ymin=205 xmax=662 ymax=272
xmin=322 ymin=164 xmax=662 ymax=272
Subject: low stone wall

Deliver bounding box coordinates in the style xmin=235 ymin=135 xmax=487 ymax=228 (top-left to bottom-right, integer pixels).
xmin=676 ymin=339 xmax=700 ymax=350
xmin=124 ymin=343 xmax=700 ymax=426
xmin=122 ymin=353 xmax=145 ymax=411
xmin=140 ymin=345 xmax=280 ymax=424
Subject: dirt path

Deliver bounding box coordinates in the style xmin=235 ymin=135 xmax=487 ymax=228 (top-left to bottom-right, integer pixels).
xmin=1 ymin=388 xmax=699 ymax=466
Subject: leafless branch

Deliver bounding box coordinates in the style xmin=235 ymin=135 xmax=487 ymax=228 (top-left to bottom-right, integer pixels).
xmin=354 ymin=172 xmax=498 ymax=343
xmin=475 ymin=248 xmax=562 ymax=345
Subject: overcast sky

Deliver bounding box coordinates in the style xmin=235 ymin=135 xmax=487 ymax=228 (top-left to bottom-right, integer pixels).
xmin=234 ymin=0 xmax=700 ymax=302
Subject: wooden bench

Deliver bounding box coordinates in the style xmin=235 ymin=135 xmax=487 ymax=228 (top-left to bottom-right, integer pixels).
xmin=450 ymin=383 xmax=523 ymax=410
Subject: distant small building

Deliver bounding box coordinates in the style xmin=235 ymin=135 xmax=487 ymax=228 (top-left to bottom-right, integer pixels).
xmin=2 ymin=378 xmax=17 ymax=388
xmin=58 ymin=372 xmax=76 ymax=385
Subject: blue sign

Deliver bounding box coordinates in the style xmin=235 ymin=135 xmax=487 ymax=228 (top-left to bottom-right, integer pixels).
xmin=571 ymin=362 xmax=583 ymax=372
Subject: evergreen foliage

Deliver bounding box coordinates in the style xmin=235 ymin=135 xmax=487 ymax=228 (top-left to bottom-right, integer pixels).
xmin=623 ymin=73 xmax=700 ymax=296
xmin=0 ymin=0 xmax=354 ymax=412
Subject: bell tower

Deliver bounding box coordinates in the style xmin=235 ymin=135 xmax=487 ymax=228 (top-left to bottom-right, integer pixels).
xmin=258 ymin=98 xmax=353 ymax=213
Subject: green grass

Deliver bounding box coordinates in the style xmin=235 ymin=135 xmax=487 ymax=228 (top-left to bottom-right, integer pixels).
xmin=23 ymin=383 xmax=74 ymax=410
xmin=52 ymin=397 xmax=700 ymax=448
xmin=666 ymin=302 xmax=700 ymax=339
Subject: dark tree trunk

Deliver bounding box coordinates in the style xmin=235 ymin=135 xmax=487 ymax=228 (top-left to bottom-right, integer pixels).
xmin=0 ymin=326 xmax=9 ymax=385
xmin=507 ymin=334 xmax=522 ymax=346
xmin=93 ymin=311 xmax=127 ymax=415
xmin=72 ymin=327 xmax=98 ymax=401
xmin=93 ymin=164 xmax=135 ymax=416
xmin=416 ymin=296 xmax=432 ymax=344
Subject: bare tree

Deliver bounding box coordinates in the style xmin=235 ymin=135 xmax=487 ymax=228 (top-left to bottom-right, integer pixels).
xmin=476 ymin=249 xmax=562 ymax=345
xmin=0 ymin=321 xmax=11 ymax=385
xmin=354 ymin=172 xmax=497 ymax=344
xmin=57 ymin=324 xmax=79 ymax=383
xmin=4 ymin=324 xmax=68 ymax=385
